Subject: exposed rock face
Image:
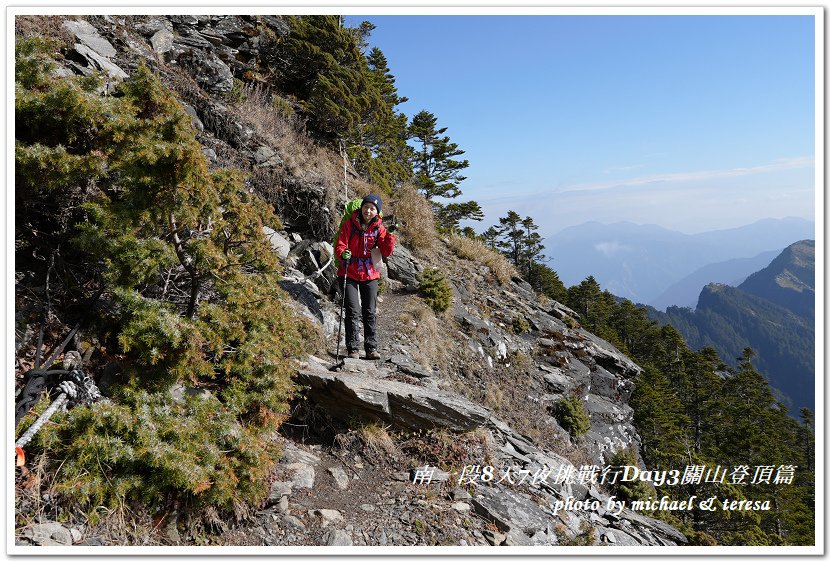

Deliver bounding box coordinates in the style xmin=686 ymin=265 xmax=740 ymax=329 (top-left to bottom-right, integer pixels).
xmin=296 ymin=359 xmax=493 ymax=432
xmin=62 ymin=19 xmax=128 ymax=81
xmin=385 ymin=245 xmax=423 ymax=290
xmin=294 ymin=355 xmax=684 ymax=547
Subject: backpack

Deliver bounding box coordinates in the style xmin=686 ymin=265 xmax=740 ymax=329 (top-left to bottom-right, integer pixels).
xmin=332 ymin=198 xmax=382 ymax=265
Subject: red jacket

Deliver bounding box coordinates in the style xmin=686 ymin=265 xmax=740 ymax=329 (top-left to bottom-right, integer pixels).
xmin=335 ymin=211 xmax=395 ymax=281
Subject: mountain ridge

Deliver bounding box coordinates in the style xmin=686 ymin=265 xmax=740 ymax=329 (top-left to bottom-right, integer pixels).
xmin=545 ymin=217 xmax=815 ymax=302
xmin=649 ymin=240 xmax=815 ymax=414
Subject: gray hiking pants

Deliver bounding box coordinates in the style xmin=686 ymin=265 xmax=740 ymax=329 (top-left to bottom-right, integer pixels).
xmin=345 ymin=277 xmax=378 ymax=352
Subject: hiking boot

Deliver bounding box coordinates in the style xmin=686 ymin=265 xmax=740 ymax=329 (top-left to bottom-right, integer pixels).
xmin=347 ymin=350 xmax=359 ymax=359
xmin=365 ymin=349 xmax=381 ymax=360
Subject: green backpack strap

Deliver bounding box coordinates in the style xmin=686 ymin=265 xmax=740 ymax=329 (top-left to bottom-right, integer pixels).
xmin=332 ymin=198 xmax=382 ymax=265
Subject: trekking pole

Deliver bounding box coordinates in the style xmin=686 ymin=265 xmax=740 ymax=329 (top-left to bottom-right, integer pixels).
xmin=330 ymin=262 xmax=350 ymax=371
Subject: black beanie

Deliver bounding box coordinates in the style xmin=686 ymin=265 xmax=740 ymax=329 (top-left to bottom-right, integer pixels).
xmin=362 ymin=194 xmax=382 ymax=214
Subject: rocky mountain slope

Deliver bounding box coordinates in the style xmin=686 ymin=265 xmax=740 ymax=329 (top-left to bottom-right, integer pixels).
xmin=739 ymin=240 xmax=815 ymax=321
xmin=649 ymin=240 xmax=815 ymax=413
xmin=14 ymin=14 xmax=685 ymax=548
xmin=649 ymin=249 xmax=780 ymax=311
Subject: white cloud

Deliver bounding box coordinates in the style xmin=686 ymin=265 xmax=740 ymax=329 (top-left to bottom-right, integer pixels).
xmin=557 ymin=156 xmax=814 ymax=194
xmin=594 ymin=241 xmax=631 ymax=256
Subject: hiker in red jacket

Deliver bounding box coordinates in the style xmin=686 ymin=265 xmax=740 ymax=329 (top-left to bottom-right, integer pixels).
xmin=335 ymin=194 xmax=395 ymax=360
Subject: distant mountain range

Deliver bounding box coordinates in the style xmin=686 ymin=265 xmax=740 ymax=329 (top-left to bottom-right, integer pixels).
xmin=649 ymin=250 xmax=781 ymax=311
xmin=647 ymin=240 xmax=815 ymax=414
xmin=546 ymin=217 xmax=815 ymax=305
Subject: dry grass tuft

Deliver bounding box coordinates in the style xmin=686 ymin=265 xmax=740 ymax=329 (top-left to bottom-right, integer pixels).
xmin=390 ymin=184 xmax=435 ymax=254
xmin=15 ymin=16 xmax=75 ymax=48
xmin=356 ymin=422 xmax=397 ymax=458
xmin=398 ymin=300 xmax=448 ymax=373
xmin=234 ymin=84 xmax=334 ymax=176
xmin=448 ymin=234 xmax=516 ymax=285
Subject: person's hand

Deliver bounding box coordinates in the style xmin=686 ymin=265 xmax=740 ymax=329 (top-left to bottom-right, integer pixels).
xmin=386 ymin=217 xmax=398 ymax=233
xmin=341 ymin=249 xmax=352 ymax=261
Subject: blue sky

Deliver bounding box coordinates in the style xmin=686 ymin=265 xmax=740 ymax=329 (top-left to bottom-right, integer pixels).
xmin=345 ymin=14 xmax=817 ymax=237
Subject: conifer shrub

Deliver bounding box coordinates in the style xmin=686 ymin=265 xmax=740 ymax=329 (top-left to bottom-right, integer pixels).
xmin=551 ymin=395 xmax=591 ymax=438
xmin=224 ymin=77 xmax=246 ymax=104
xmin=512 ymin=314 xmax=531 ymax=334
xmin=604 ymin=449 xmax=652 ymax=502
xmin=418 ymin=268 xmax=453 ymax=314
xmin=16 ymin=39 xmax=313 ymax=523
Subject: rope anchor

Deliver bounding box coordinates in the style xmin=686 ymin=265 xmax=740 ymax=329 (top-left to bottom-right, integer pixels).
xmin=14 ymin=368 xmax=102 ymax=467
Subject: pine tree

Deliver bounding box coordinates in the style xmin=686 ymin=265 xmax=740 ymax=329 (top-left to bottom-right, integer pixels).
xmin=520 ymin=216 xmax=545 ymax=282
xmin=270 ymin=15 xmax=379 ymax=142
xmin=355 ymin=45 xmax=412 ymax=192
xmin=482 ymin=226 xmax=501 ymax=251
xmin=631 ymin=365 xmax=690 ymax=469
xmin=409 ymin=110 xmax=469 ymax=200
xmin=527 ymin=262 xmax=567 ymax=302
xmin=435 ymin=200 xmax=484 ymax=231
xmin=496 ymin=210 xmax=524 ymax=267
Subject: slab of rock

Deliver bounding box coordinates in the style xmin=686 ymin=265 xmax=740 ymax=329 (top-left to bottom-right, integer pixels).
xmin=69 ymin=43 xmax=129 ymax=80
xmin=386 ymin=353 xmax=432 ymax=378
xmin=63 ymin=19 xmax=117 ymax=57
xmin=579 ymin=329 xmax=643 ymax=378
xmin=471 ymin=485 xmax=550 ymax=536
xmin=22 ymin=522 xmax=73 ymax=546
xmin=615 ymin=508 xmax=687 ymax=544
xmin=295 ymin=369 xmax=493 ymax=432
xmin=590 ymin=365 xmax=633 ymax=401
xmin=135 ymin=18 xmax=172 ymax=36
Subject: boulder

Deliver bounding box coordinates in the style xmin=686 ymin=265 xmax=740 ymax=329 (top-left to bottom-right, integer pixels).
xmin=253 ymin=145 xmax=282 ymax=167
xmin=325 ymin=529 xmax=353 ymax=546
xmin=385 ymin=245 xmax=422 ymax=290
xmin=262 ymin=226 xmax=291 ymax=260
xmin=177 ymin=49 xmax=234 ymax=93
xmin=471 ymin=485 xmax=550 ymax=536
xmin=150 ymin=29 xmax=175 ymax=54
xmin=181 ymin=103 xmax=204 ymax=132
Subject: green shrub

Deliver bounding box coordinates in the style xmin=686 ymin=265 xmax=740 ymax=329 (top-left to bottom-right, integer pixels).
xmin=512 ymin=315 xmax=530 ymax=334
xmin=551 ymin=395 xmax=591 ymax=437
xmin=605 ymin=449 xmax=652 ymax=502
xmin=16 ymin=40 xmax=312 ymax=523
xmin=418 ymin=268 xmax=453 ymax=313
xmin=224 ymin=77 xmax=246 ymax=104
